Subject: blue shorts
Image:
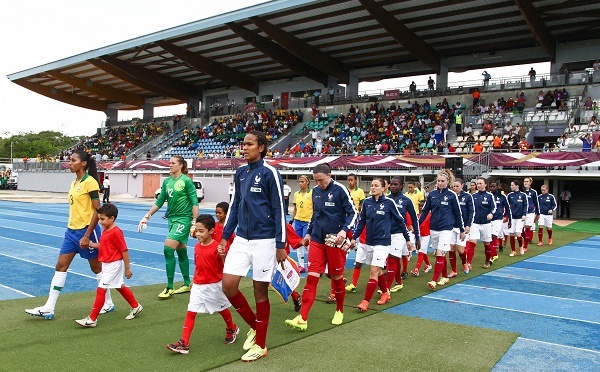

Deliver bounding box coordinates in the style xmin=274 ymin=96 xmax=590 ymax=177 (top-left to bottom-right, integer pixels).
xmin=293 ymin=220 xmax=309 ymax=239
xmin=60 ymin=225 xmax=101 ymax=259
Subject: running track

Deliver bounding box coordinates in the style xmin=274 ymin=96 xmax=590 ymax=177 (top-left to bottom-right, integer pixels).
xmin=386 ymin=236 xmax=600 ymax=371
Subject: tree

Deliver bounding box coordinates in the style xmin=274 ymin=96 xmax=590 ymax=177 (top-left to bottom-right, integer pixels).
xmin=0 ymin=131 xmax=80 ymax=159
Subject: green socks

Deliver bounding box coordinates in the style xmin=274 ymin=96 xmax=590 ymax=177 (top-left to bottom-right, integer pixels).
xmin=164 ymin=246 xmax=176 ymax=289
xmin=176 ymin=247 xmax=191 ymax=286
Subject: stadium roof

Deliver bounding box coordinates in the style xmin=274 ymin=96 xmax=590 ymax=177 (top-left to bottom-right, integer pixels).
xmin=7 ymin=0 xmax=600 ymax=112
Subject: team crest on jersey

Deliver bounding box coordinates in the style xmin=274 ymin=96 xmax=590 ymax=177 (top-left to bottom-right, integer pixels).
xmin=482 ymin=196 xmax=488 ymax=204
xmin=325 ymin=192 xmax=335 ymax=207
xmin=328 ymin=192 xmax=333 ymax=200
xmin=174 ymin=179 xmax=185 ymax=191
xmin=441 ymin=195 xmax=449 ymax=205
xmin=380 ymin=204 xmax=385 ymax=209
xmin=254 ymin=175 xmax=261 ymax=184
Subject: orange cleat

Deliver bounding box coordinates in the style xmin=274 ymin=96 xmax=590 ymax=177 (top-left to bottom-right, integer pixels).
xmin=357 ymin=300 xmax=369 ymax=312
xmin=536 ymin=241 xmax=543 ymax=246
xmin=548 ymin=238 xmax=553 ymax=245
xmin=376 ymin=291 xmax=391 ymax=305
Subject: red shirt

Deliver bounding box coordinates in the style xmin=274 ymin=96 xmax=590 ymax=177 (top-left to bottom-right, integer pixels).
xmin=419 ymin=213 xmax=431 ymax=236
xmin=285 ymin=223 xmax=303 ymax=254
xmin=193 ymin=240 xmax=223 ymax=285
xmin=98 ymin=226 xmax=127 ymax=263
xmin=212 ymin=221 xmax=234 ymax=251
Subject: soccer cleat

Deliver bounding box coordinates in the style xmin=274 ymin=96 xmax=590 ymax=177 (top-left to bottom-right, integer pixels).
xmin=357 ymin=300 xmax=369 ymax=312
xmin=243 ymin=328 xmax=257 ymax=350
xmin=427 ymin=281 xmax=437 ymax=290
xmin=345 ymin=283 xmax=357 ymax=293
xmin=520 ymin=248 xmax=525 ymax=255
xmin=411 ymin=268 xmax=420 ymax=276
xmin=390 ymin=284 xmax=404 ymax=293
xmin=166 ymin=339 xmax=189 ymax=354
xmin=548 ymin=238 xmax=553 ymax=245
xmin=448 ymin=271 xmax=457 ymax=278
xmin=75 ymin=316 xmax=97 ymax=328
xmin=499 ymin=246 xmax=504 ymax=252
xmin=99 ymin=304 xmax=115 ymax=315
xmin=483 ymin=263 xmax=491 ymax=269
xmin=491 ymin=255 xmax=498 ymax=263
xmin=25 ymin=306 xmax=54 ymax=320
xmin=325 ymin=293 xmax=336 ymax=304
xmin=284 ymin=315 xmax=308 ymax=331
xmin=158 ymin=288 xmax=175 ymax=299
xmin=376 ymin=289 xmax=382 ymax=295
xmin=468 ymin=263 xmax=472 ymax=270
xmin=331 ymin=310 xmax=344 ymax=325
xmin=224 ymin=326 xmax=240 ymax=344
xmin=241 ymin=344 xmax=268 ymax=362
xmin=509 ymin=251 xmax=517 ymax=257
xmin=536 ymin=241 xmax=543 ymax=246
xmin=293 ymin=297 xmax=302 ymax=312
xmin=401 ymin=272 xmax=408 ymax=280
xmin=376 ymin=292 xmax=391 ymax=305
xmin=173 ymin=285 xmax=191 ymax=294
xmin=437 ymin=277 xmax=450 ymax=286
xmin=125 ymin=304 xmax=143 ymax=320
xmin=463 ymin=264 xmax=470 ymax=275
xmin=424 ymin=264 xmax=433 ymax=273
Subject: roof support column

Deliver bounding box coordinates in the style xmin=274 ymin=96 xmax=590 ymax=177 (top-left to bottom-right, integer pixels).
xmin=347 ymin=72 xmax=359 ymax=98
xmin=143 ymin=102 xmax=154 ymax=122
xmin=436 ymin=63 xmax=449 ymax=90
xmin=187 ymin=97 xmax=200 ymax=119
xmin=327 ymin=75 xmax=339 ymax=105
xmin=106 ymin=108 xmax=118 ymax=127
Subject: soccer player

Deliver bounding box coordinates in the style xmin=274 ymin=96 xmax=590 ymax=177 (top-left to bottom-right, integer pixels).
xmin=344 ymin=173 xmax=366 ymax=293
xmin=351 ymin=178 xmax=411 ymax=311
xmin=220 ymin=131 xmax=287 ymax=362
xmin=506 ymin=180 xmax=528 ymax=256
xmin=523 ymin=177 xmax=540 ymax=252
xmin=405 ymin=180 xmax=424 ymax=214
xmin=25 ymin=150 xmax=113 ymax=319
xmin=348 ymin=173 xmax=366 ymax=212
xmin=167 ymin=215 xmax=239 ymax=354
xmin=138 ymin=155 xmax=199 ymax=298
xmin=471 ymin=178 xmax=497 ymax=268
xmin=75 ymin=203 xmax=142 ymax=327
xmin=537 ymin=185 xmax=557 ymax=246
xmin=290 ymin=175 xmax=313 ymax=273
xmin=387 ymin=176 xmax=420 ymax=292
xmin=450 ymin=178 xmax=474 ymax=275
xmin=489 ymin=180 xmax=512 ymax=261
xmin=419 ymin=169 xmax=465 ymax=290
xmin=285 ymin=162 xmax=357 ymax=330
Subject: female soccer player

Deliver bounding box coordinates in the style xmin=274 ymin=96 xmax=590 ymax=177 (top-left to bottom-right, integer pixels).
xmin=471 ymin=178 xmax=497 ymax=268
xmin=25 ymin=150 xmax=113 ymax=319
xmin=419 ymin=169 xmax=465 ymax=290
xmin=138 ymin=155 xmax=199 ymax=298
xmin=290 ymin=175 xmax=313 ymax=272
xmin=220 ymin=131 xmax=287 ymax=362
xmin=523 ymin=177 xmax=540 ymax=252
xmin=450 ymin=178 xmax=474 ymax=275
xmin=537 ymin=185 xmax=557 ymax=246
xmin=285 ymin=162 xmax=357 ymax=330
xmin=506 ymin=180 xmax=528 ymax=256
xmin=489 ymin=180 xmax=512 ymax=262
xmin=352 ymin=178 xmax=411 ymax=311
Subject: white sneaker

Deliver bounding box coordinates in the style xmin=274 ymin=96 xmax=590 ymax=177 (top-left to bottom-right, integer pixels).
xmin=424 ymin=264 xmax=433 ymax=273
xmin=125 ymin=304 xmax=143 ymax=320
xmin=99 ymin=304 xmax=115 ymax=315
xmin=241 ymin=344 xmax=267 ymax=362
xmin=75 ymin=316 xmax=97 ymax=328
xmin=25 ymin=306 xmax=54 ymax=320
xmin=243 ymin=328 xmax=256 ymax=350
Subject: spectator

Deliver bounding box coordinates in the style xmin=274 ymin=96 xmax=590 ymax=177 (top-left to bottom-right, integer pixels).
xmin=492 ymin=135 xmax=502 ymax=150
xmin=473 ymin=141 xmax=483 ymax=153
xmin=580 ymin=133 xmax=592 ymax=152
xmin=428 ymin=76 xmax=434 ymax=91
xmin=528 ymin=67 xmax=536 ymax=83
xmin=463 ymin=122 xmax=473 ymax=136
xmin=314 ymin=90 xmax=321 ymax=107
xmin=409 ymin=81 xmax=417 ymax=96
xmin=146 ymin=150 xmax=152 ymax=160
xmin=589 ymin=116 xmax=598 ymax=130
xmin=518 ymin=138 xmax=530 ymax=152
xmin=503 ymin=121 xmax=514 ymax=135
xmin=516 ymin=92 xmax=526 ymax=113
xmin=482 ymin=121 xmax=493 ymax=136
xmin=472 ymin=88 xmax=481 ymax=107
xmin=482 ymin=71 xmax=491 ymax=87
xmin=583 ymin=96 xmax=593 ymax=110
xmin=559 ymin=188 xmax=571 ymax=219
xmin=329 ymin=87 xmax=335 ymax=104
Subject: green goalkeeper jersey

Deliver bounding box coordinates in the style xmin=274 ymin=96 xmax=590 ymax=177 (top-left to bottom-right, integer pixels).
xmin=155 ymin=174 xmax=198 ymax=218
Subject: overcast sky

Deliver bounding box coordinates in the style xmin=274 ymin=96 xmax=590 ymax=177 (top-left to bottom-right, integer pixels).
xmin=1 ymin=0 xmax=548 ymax=137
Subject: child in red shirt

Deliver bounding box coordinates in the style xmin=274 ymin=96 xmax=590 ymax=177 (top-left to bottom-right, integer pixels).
xmin=411 ymin=212 xmax=432 ymax=276
xmin=75 ymin=203 xmax=142 ymax=328
xmin=167 ymin=215 xmax=238 ymax=354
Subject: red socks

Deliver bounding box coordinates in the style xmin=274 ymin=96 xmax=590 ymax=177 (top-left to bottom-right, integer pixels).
xmin=432 ymin=256 xmax=446 ymax=282
xmin=352 ymin=267 xmax=361 ymax=286
xmin=300 ymin=275 xmax=319 ymax=321
xmin=333 ymin=277 xmax=346 ymax=312
xmin=378 ymin=273 xmax=388 ymax=293
xmin=415 ymin=252 xmax=424 ymax=270
xmin=364 ymin=279 xmax=377 ymax=302
xmin=90 ymin=287 xmax=106 ymax=321
xmin=402 ymin=256 xmax=409 ymax=274
xmin=548 ymin=229 xmax=553 ymax=239
xmin=219 ymin=308 xmax=236 ymax=330
xmin=182 ymin=311 xmax=196 ymax=345
xmin=449 ymin=251 xmax=457 ymax=272
xmin=386 ymin=257 xmax=398 ymax=289
xmin=517 ymin=236 xmax=523 ymax=248
xmin=538 ymin=227 xmax=543 ymax=242
xmin=523 ymin=227 xmax=531 ymax=248
xmin=116 ymin=285 xmax=138 ymax=308
xmin=458 ymin=251 xmax=467 ymax=265
xmin=228 ymin=291 xmax=256 ymax=330
xmin=466 ymin=241 xmax=476 ymax=264
xmin=254 ymin=300 xmax=270 ymax=348
xmin=510 ymin=236 xmax=516 ymax=251
xmin=484 ymin=243 xmax=491 ymax=263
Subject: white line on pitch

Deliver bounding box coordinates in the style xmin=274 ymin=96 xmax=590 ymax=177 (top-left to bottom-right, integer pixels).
xmin=526 ymin=259 xmax=600 ymax=270
xmin=456 ymin=283 xmax=600 ymax=305
xmin=0 ymin=283 xmax=34 ymax=297
xmin=485 ymin=272 xmax=600 ymax=289
xmin=0 ymin=252 xmax=97 ymax=280
xmin=518 ymin=337 xmax=600 ymax=355
xmin=509 ymin=266 xmax=600 ymax=278
xmin=541 ymin=255 xmax=600 ymax=263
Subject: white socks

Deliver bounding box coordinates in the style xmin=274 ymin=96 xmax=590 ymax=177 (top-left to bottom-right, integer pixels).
xmin=44 ymin=271 xmax=67 ymax=312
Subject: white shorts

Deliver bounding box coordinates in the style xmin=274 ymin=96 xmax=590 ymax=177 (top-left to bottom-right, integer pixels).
xmin=509 ymin=218 xmax=525 ymax=235
xmin=99 ymin=261 xmax=125 ymax=289
xmin=538 ymin=214 xmax=554 ymax=228
xmin=525 ymin=213 xmax=536 ymax=227
xmin=490 ymin=220 xmax=504 ymax=237
xmin=389 ymin=233 xmax=408 ymax=258
xmin=223 ymin=237 xmax=277 ymax=282
xmin=430 ymin=230 xmax=453 ymax=252
xmin=450 ymin=228 xmax=468 ymax=247
xmin=470 ymin=223 xmax=492 ymax=242
xmin=364 ymin=244 xmax=390 ymax=268
xmin=355 ymin=242 xmax=367 ymax=264
xmin=187 ymin=281 xmax=231 ymax=314
xmin=502 ymin=221 xmax=510 ymax=236
xmin=418 ymin=235 xmax=430 ymax=254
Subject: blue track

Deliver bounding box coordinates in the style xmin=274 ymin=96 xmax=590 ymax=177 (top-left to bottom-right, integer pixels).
xmin=386 ymin=236 xmax=600 ymax=371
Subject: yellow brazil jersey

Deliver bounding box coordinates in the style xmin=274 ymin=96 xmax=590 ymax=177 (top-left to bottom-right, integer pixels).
xmin=350 ymin=187 xmax=366 ymax=211
xmin=67 ymin=174 xmax=100 ymax=230
xmin=405 ymin=189 xmax=424 ymax=214
xmin=293 ymin=189 xmax=313 ymax=222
